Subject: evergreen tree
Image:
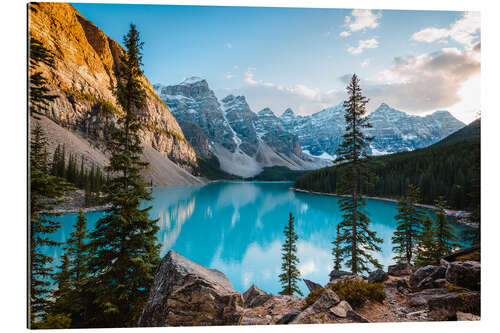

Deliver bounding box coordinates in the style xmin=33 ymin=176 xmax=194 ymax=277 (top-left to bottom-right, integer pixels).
xmin=332 ymin=224 xmax=343 ymax=270
xmin=29 ymin=33 xmax=57 ymax=116
xmin=67 ymin=210 xmax=90 ymax=288
xmin=278 ymin=213 xmax=302 ymax=296
xmin=433 ymin=197 xmax=459 ymax=259
xmin=50 ymin=253 xmax=72 ymax=318
xmin=334 ymin=74 xmax=382 ymax=274
xmin=391 ymin=185 xmax=424 ymax=264
xmin=86 ymin=24 xmax=160 ymax=327
xmin=414 ymin=215 xmax=437 ymax=267
xmin=29 ymin=124 xmax=70 ymax=326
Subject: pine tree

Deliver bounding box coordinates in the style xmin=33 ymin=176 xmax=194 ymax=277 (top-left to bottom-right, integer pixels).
xmin=414 ymin=215 xmax=437 ymax=267
xmin=334 ymin=74 xmax=382 ymax=275
xmin=391 ymin=185 xmax=424 ymax=264
xmin=279 ymin=213 xmax=303 ymax=296
xmin=86 ymin=24 xmax=160 ymax=327
xmin=29 ymin=124 xmax=71 ymax=326
xmin=67 ymin=210 xmax=90 ymax=288
xmin=29 ymin=33 xmax=57 ymax=116
xmin=332 ymin=224 xmax=343 ymax=270
xmin=433 ymin=197 xmax=459 ymax=259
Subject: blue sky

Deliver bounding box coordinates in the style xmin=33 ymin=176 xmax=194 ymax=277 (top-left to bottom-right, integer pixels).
xmin=71 ymin=3 xmax=481 ymax=123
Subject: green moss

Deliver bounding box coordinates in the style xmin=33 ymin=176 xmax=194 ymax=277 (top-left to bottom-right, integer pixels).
xmin=328 ymin=279 xmax=386 ymax=308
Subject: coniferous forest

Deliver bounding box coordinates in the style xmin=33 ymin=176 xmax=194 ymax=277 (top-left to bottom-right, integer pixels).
xmin=294 ymin=119 xmax=480 ymax=211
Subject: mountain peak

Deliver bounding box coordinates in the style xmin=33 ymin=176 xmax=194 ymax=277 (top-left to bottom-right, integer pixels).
xmin=258 ymin=107 xmax=276 ymax=117
xmin=282 ymin=108 xmax=295 ymax=117
xmin=179 ymin=76 xmax=205 ymax=85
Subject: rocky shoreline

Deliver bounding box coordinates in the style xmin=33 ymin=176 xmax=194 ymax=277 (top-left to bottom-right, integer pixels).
xmin=137 ymin=248 xmax=480 ymax=327
xmin=290 ymin=187 xmax=479 ymax=229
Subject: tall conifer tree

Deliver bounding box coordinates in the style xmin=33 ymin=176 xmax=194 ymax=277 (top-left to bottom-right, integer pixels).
xmin=433 ymin=197 xmax=458 ymax=259
xmin=279 ymin=213 xmax=302 ymax=296
xmin=391 ymin=185 xmax=424 ymax=264
xmin=414 ymin=215 xmax=437 ymax=267
xmin=334 ymin=74 xmax=382 ymax=274
xmin=87 ymin=24 xmax=160 ymax=327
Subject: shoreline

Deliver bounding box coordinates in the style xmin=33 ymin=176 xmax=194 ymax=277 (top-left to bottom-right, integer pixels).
xmin=290 ymin=187 xmax=479 ymax=229
xmin=42 ymin=204 xmax=111 ymax=215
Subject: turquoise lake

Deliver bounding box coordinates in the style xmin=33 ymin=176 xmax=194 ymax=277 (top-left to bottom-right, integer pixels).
xmin=43 ymin=181 xmax=468 ymax=295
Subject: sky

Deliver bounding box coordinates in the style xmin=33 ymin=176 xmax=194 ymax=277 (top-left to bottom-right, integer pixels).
xmin=71 ymin=3 xmax=481 ymax=124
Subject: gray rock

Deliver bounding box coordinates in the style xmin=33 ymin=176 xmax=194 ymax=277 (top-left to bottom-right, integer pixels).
xmin=409 ymin=265 xmax=446 ymax=290
xmin=329 ymin=269 xmax=354 ymax=282
xmin=330 ymin=300 xmax=353 ymax=318
xmin=290 ymin=289 xmax=340 ymax=324
xmin=428 ymin=291 xmax=480 ymax=320
xmin=456 ymin=311 xmax=480 ymax=321
xmin=408 ymin=288 xmax=450 ymax=307
xmin=243 ymin=285 xmax=273 ymax=308
xmin=346 ymin=310 xmax=370 ymax=323
xmin=138 ymin=250 xmax=244 ymax=327
xmin=303 ymin=279 xmax=323 ymax=293
xmin=445 ymin=261 xmax=480 ymax=291
xmin=388 ymin=262 xmax=413 ymax=276
xmin=276 ymin=310 xmax=301 ymax=324
xmin=368 ymin=269 xmax=388 ymax=283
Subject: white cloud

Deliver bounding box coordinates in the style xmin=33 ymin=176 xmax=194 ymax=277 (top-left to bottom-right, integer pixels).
xmin=244 ymin=68 xmax=258 ymax=85
xmin=361 ymin=58 xmax=371 ymax=67
xmin=226 ymin=42 xmax=232 ymax=49
xmin=233 ymin=65 xmax=239 ymax=70
xmin=347 ymin=38 xmax=379 ymax=54
xmin=364 ymin=47 xmax=480 ymax=115
xmin=225 ymin=72 xmax=234 ymax=80
xmin=340 ymin=9 xmax=381 ymax=37
xmin=411 ymin=12 xmax=480 ymax=47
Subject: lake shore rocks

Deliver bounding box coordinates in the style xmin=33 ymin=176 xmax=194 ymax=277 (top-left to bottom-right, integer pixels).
xmin=409 ymin=265 xmax=446 ymax=290
xmin=138 ymin=250 xmax=244 ymax=327
xmin=368 ymin=269 xmax=389 ymax=283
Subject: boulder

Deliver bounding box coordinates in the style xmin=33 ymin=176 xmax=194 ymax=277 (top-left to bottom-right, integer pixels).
xmin=303 ymin=279 xmax=323 ymax=293
xmin=409 ymin=265 xmax=446 ymax=290
xmin=138 ymin=250 xmax=244 ymax=327
xmin=346 ymin=310 xmax=370 ymax=323
xmin=290 ymin=289 xmax=341 ymax=324
xmin=388 ymin=262 xmax=413 ymax=276
xmin=276 ymin=310 xmax=301 ymax=324
xmin=368 ymin=269 xmax=388 ymax=283
xmin=329 ymin=269 xmax=354 ymax=282
xmin=428 ymin=291 xmax=480 ymax=320
xmin=456 ymin=311 xmax=480 ymax=321
xmin=330 ymin=300 xmax=353 ymax=318
xmin=445 ymin=261 xmax=480 ymax=291
xmin=407 ymin=288 xmax=450 ymax=307
xmin=243 ymin=285 xmax=273 ymax=308
xmin=241 ymin=295 xmax=304 ymax=325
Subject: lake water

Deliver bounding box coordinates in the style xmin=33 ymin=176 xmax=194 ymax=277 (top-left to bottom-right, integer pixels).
xmin=43 ymin=181 xmax=468 ymax=295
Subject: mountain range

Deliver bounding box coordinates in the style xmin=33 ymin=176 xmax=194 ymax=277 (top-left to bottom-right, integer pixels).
xmin=155 ymin=77 xmax=465 ymax=177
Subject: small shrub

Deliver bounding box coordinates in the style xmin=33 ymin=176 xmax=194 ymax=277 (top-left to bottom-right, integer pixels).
xmin=328 ymin=279 xmax=386 ymax=308
xmin=301 ymin=287 xmax=325 ymax=310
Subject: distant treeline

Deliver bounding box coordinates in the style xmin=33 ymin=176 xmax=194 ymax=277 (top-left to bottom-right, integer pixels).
xmin=50 ymin=144 xmax=108 ymax=205
xmin=294 ymin=120 xmax=480 ymax=210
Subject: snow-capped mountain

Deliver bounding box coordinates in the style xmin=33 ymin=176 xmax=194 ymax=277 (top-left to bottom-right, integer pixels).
xmin=280 ymin=102 xmax=466 ymax=157
xmin=154 ymin=78 xmax=330 ymax=177
xmin=155 ymin=77 xmax=465 ymax=176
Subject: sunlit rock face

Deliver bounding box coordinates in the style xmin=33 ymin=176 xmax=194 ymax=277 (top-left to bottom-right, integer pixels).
xmin=29 ymin=3 xmax=199 ymax=184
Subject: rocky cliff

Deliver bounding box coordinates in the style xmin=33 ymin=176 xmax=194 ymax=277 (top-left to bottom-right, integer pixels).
xmin=28 ymin=2 xmax=200 ymax=185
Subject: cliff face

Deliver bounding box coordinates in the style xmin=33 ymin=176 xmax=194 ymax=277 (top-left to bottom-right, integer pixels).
xmin=28 ymin=2 xmax=198 ymax=175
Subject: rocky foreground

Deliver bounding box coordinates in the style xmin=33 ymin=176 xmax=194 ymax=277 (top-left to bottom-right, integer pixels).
xmin=137 ymin=249 xmax=480 ymax=327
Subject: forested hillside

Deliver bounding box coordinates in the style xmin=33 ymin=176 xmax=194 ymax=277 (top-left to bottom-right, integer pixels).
xmin=294 ymin=120 xmax=480 ymax=210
